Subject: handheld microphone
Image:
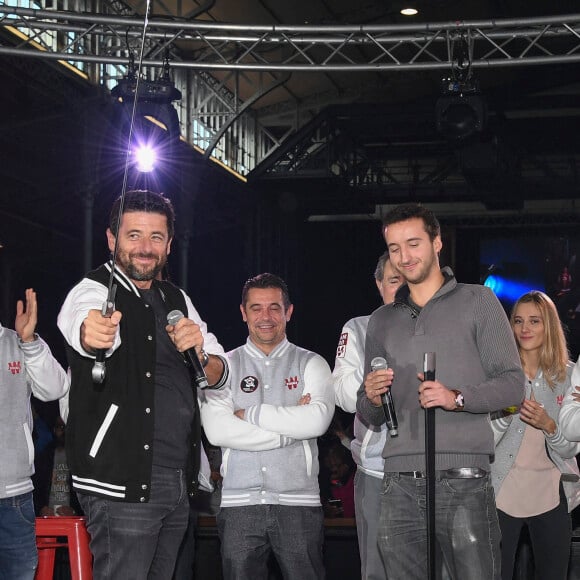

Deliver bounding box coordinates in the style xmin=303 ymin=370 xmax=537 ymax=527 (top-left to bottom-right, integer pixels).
xmin=371 ymin=356 xmax=398 ymax=437
xmin=166 ymin=310 xmax=209 ymax=389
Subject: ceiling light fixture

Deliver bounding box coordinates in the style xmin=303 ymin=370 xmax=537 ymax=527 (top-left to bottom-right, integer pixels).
xmin=400 ymin=7 xmax=418 ymax=16
xmin=436 ymin=32 xmax=487 ymax=140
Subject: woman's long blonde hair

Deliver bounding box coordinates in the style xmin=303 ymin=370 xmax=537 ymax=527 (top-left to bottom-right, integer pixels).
xmin=510 ymin=290 xmax=568 ymax=388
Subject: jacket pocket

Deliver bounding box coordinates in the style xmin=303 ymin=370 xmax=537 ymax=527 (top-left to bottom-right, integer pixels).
xmin=89 ymin=404 xmax=119 ymax=458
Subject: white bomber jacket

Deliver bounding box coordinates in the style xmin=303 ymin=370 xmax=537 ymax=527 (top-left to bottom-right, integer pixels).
xmin=332 ymin=315 xmax=387 ymax=478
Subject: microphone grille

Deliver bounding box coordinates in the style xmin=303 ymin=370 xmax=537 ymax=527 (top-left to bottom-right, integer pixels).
xmin=370 ymin=357 xmax=388 ymax=371
xmin=166 ymin=309 xmax=185 ymax=326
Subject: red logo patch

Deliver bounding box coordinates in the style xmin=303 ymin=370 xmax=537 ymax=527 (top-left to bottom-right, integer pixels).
xmin=285 ymin=376 xmax=299 ymax=390
xmin=336 ymin=332 xmax=348 ymax=358
xmin=8 ymin=361 xmax=21 ymax=375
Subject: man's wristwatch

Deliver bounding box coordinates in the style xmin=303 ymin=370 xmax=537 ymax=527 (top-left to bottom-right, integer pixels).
xmin=451 ymin=389 xmax=465 ymax=411
xmin=200 ymin=349 xmax=210 ymax=368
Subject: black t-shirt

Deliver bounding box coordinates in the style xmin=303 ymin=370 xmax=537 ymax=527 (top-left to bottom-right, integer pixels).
xmin=141 ymin=288 xmax=193 ymax=468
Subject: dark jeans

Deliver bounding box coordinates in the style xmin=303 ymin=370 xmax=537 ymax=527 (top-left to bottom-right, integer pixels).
xmin=379 ymin=472 xmax=501 ymax=580
xmin=354 ymin=469 xmax=387 ymax=580
xmin=0 ymin=491 xmax=37 ymax=580
xmin=498 ymin=488 xmax=571 ymax=580
xmin=78 ymin=465 xmax=189 ymax=580
xmin=217 ymin=504 xmax=325 ymax=580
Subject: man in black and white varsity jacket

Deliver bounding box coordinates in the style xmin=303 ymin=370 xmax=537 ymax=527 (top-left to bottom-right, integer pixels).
xmin=58 ymin=190 xmax=227 ymax=580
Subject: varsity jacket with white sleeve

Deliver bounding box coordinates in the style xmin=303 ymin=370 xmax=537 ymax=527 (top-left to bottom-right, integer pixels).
xmin=558 ymin=356 xmax=580 ymax=442
xmin=201 ymin=337 xmax=334 ymax=507
xmin=58 ymin=262 xmax=225 ymax=502
xmin=332 ymin=315 xmax=386 ymax=477
xmin=491 ymin=363 xmax=580 ymax=512
xmin=0 ymin=325 xmax=69 ymax=499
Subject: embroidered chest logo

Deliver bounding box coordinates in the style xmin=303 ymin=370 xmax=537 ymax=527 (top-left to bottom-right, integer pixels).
xmin=8 ymin=361 xmax=21 ymax=375
xmin=336 ymin=332 xmax=349 ymax=358
xmin=240 ymin=376 xmax=259 ymax=393
xmin=285 ymin=376 xmax=299 ymax=390
xmin=557 ymin=394 xmax=564 ymax=406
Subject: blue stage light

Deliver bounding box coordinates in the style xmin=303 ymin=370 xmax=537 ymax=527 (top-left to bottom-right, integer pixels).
xmin=484 ymin=275 xmax=540 ymax=303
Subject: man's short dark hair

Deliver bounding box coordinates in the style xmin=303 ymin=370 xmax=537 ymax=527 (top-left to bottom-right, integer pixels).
xmin=382 ymin=203 xmax=440 ymax=241
xmin=109 ymin=190 xmax=175 ymax=239
xmin=242 ymin=273 xmax=291 ymax=309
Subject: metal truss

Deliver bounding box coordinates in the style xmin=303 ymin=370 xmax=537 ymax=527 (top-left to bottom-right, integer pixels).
xmin=2 ymin=3 xmax=580 ymax=181
xmin=1 ymin=6 xmax=580 ymax=72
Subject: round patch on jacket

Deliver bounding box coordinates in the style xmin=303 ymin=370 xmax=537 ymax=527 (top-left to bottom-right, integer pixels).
xmin=240 ymin=376 xmax=259 ymax=393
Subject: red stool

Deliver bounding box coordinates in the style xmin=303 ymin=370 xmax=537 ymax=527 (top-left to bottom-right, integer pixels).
xmin=35 ymin=516 xmax=92 ymax=580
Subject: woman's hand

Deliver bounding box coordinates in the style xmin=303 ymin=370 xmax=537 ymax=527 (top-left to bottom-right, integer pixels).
xmin=519 ymin=393 xmax=556 ymax=435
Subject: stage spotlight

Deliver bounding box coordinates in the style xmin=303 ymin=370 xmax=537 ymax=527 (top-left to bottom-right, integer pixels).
xmin=134 ymin=144 xmax=157 ymax=173
xmin=436 ymin=32 xmax=487 ymax=141
xmin=436 ymin=81 xmax=487 ymax=140
xmin=111 ymin=55 xmax=182 ymax=149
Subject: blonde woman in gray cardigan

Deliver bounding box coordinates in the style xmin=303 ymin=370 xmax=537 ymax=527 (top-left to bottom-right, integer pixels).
xmin=491 ymin=290 xmax=580 ymax=580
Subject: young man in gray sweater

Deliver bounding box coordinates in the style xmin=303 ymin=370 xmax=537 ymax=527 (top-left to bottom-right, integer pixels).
xmin=357 ymin=203 xmax=524 ymax=580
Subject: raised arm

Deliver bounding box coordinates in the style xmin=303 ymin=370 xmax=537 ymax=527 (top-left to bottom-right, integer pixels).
xmin=58 ymin=278 xmax=121 ymax=358
xmin=16 ymin=289 xmax=68 ymax=401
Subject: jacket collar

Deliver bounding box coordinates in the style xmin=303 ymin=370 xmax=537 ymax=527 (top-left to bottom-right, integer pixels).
xmin=104 ymin=261 xmax=143 ymax=299
xmin=244 ymin=336 xmax=290 ymax=359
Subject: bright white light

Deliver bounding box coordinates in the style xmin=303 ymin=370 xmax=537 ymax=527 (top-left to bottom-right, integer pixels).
xmin=401 ymin=7 xmax=418 ymax=16
xmin=134 ymin=145 xmax=157 ymax=173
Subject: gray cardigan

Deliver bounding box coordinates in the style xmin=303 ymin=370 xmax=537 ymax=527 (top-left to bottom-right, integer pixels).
xmin=491 ymin=362 xmax=580 ymax=513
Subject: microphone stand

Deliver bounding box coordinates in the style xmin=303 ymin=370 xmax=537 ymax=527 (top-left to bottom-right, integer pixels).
xmin=423 ymin=352 xmax=436 ymax=580
xmin=90 ymin=1 xmax=151 ymax=384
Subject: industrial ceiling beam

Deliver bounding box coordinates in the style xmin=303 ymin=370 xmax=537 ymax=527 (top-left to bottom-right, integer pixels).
xmin=1 ymin=6 xmax=580 ymax=73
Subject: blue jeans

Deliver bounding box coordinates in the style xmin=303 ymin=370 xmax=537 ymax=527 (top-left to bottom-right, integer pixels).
xmin=217 ymin=505 xmax=325 ymax=580
xmin=0 ymin=491 xmax=37 ymax=580
xmin=379 ymin=472 xmax=501 ymax=580
xmin=78 ymin=465 xmax=189 ymax=580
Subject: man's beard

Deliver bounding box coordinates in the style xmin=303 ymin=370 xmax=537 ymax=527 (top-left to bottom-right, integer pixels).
xmin=117 ymin=252 xmax=166 ymax=282
xmin=398 ymin=251 xmax=437 ymax=285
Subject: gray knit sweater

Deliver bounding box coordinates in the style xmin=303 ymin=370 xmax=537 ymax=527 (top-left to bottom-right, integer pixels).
xmin=356 ymin=268 xmax=524 ymax=473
